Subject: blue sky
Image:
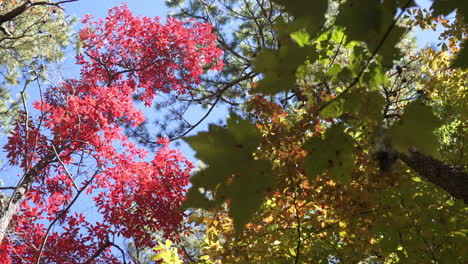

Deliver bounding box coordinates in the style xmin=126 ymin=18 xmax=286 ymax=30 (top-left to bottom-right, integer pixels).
xmin=66 ymin=0 xmax=170 ymax=18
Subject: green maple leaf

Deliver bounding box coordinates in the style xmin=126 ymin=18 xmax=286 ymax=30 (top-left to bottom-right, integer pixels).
xmin=182 ymin=112 xmax=274 ymax=233
xmin=431 ymin=0 xmax=468 ymax=20
xmin=335 ymin=0 xmax=408 ymax=68
xmin=389 ymin=100 xmax=442 ymax=156
xmin=273 ymin=0 xmax=328 ymax=20
xmin=336 ymin=0 xmax=383 ymax=45
xmin=303 ymin=124 xmax=355 ymax=184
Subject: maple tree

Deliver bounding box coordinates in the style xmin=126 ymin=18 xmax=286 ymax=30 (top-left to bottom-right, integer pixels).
xmin=0 ymin=4 xmax=222 ymax=263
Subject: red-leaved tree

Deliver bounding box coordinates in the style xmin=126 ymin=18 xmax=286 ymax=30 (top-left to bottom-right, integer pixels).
xmin=0 ymin=4 xmax=222 ymax=263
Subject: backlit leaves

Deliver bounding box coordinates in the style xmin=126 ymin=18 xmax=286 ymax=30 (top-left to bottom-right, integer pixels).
xmin=335 ymin=0 xmax=408 ymax=67
xmin=389 ymin=99 xmax=442 ymax=155
xmin=428 ymin=0 xmax=468 ymax=69
xmin=303 ymin=124 xmax=355 ymax=184
xmin=183 ymin=112 xmax=274 ymax=233
xmin=169 ymin=0 xmax=468 ymax=263
xmin=253 ymin=39 xmax=317 ymax=94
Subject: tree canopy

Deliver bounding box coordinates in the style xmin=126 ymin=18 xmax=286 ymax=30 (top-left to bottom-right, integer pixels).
xmin=171 ymin=0 xmax=468 ymax=263
xmin=0 ymin=0 xmax=467 ymax=263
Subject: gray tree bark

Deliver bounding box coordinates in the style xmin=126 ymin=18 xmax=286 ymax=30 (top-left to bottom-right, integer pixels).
xmin=0 ymin=153 xmax=55 ymax=243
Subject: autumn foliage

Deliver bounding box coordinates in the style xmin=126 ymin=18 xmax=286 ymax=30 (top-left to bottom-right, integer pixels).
xmin=0 ymin=4 xmax=222 ymax=263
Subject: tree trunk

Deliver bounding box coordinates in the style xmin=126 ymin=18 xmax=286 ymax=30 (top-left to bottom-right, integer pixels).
xmin=0 ymin=154 xmax=55 ymax=243
xmin=400 ymin=149 xmax=468 ymax=204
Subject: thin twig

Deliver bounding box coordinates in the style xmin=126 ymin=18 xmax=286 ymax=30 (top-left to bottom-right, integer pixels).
xmin=50 ymin=144 xmax=79 ymax=190
xmin=318 ymin=0 xmax=413 ymax=112
xmin=35 ymin=170 xmax=99 ymax=264
xmin=82 ymin=240 xmax=112 ymax=264
xmin=109 ymin=241 xmax=127 ymax=264
xmin=169 ymin=72 xmax=256 ymax=141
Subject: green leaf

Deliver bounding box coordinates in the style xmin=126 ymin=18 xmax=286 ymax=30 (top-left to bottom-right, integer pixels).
xmin=452 ymin=41 xmax=468 ymax=69
xmin=253 ymin=44 xmax=316 ymax=94
xmin=389 ymin=100 xmax=442 ymax=156
xmin=336 ymin=0 xmax=406 ymax=68
xmin=431 ymin=0 xmax=468 ymax=20
xmin=343 ymin=89 xmax=385 ymax=122
xmin=290 ymin=30 xmax=310 ymax=47
xmin=337 ymin=67 xmax=354 ymax=83
xmin=182 ymin=112 xmax=274 ymax=233
xmin=273 ymin=0 xmax=328 ymax=36
xmin=303 ymin=124 xmax=355 ymax=184
xmin=320 ymin=98 xmax=344 ymax=119
xmin=336 ymin=0 xmax=382 ymax=44
xmin=252 ymin=5 xmax=326 ymax=94
xmin=377 ymin=24 xmax=406 ymax=67
xmin=362 ymin=62 xmax=390 ymax=90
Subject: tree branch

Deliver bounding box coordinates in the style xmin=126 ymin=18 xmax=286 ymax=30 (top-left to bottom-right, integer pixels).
xmin=0 ymin=0 xmax=79 ymax=25
xmin=35 ymin=170 xmax=99 ymax=264
xmin=82 ymin=240 xmax=112 ymax=264
xmin=169 ymin=72 xmax=256 ymax=141
xmin=0 ymin=151 xmax=57 ymax=243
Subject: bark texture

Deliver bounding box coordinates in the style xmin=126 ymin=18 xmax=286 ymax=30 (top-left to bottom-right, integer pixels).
xmin=400 ymin=149 xmax=468 ymax=204
xmin=0 ymin=153 xmax=55 ymax=243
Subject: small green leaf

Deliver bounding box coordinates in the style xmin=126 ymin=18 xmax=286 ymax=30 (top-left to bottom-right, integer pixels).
xmin=337 ymin=67 xmax=353 ymax=83
xmin=362 ymin=63 xmax=389 ymax=90
xmin=411 ymin=177 xmax=422 ymax=182
xmin=343 ymin=89 xmax=385 ymax=122
xmin=288 ymin=247 xmax=297 ymax=257
xmin=290 ymin=30 xmax=310 ymax=47
xmin=253 ymin=44 xmax=316 ymax=94
xmin=320 ymin=98 xmax=344 ymax=119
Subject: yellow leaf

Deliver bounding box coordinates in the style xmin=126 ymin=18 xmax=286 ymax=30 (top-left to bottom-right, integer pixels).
xmin=263 ymin=215 xmax=274 ymax=223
